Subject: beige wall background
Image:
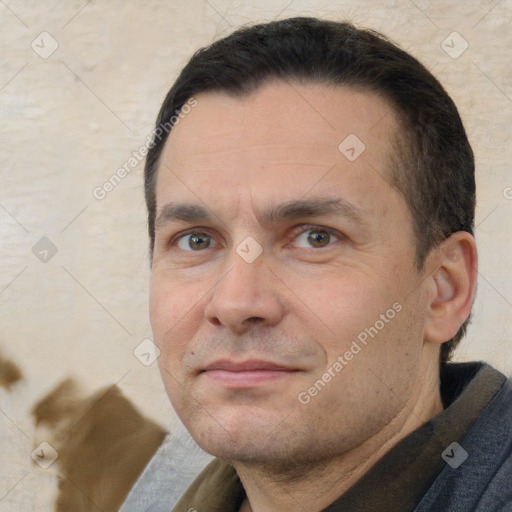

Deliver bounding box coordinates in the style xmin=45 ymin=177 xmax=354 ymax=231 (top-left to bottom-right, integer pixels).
xmin=1 ymin=0 xmax=511 ymax=509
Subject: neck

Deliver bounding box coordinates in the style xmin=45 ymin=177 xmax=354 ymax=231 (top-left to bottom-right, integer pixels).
xmin=236 ymin=363 xmax=443 ymax=512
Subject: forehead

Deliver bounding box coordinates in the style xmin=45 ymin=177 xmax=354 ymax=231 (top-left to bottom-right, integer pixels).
xmin=156 ymin=81 xmax=402 ymax=222
xmin=165 ymin=81 xmax=397 ymax=158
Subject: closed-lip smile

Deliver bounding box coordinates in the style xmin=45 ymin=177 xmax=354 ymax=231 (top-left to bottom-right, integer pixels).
xmin=202 ymin=359 xmax=294 ymax=372
xmin=200 ymin=359 xmax=299 ymax=388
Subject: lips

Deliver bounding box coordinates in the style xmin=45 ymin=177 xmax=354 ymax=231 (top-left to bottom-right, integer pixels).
xmin=199 ymin=359 xmax=298 ymax=388
xmin=202 ymin=359 xmax=292 ymax=372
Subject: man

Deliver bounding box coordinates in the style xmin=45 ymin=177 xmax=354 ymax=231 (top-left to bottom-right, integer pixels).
xmin=123 ymin=17 xmax=512 ymax=512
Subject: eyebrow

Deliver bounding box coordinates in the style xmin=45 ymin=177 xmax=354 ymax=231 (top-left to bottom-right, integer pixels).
xmin=155 ymin=197 xmax=367 ymax=231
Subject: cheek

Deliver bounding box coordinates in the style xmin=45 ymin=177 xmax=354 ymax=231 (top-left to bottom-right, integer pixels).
xmin=292 ymin=270 xmax=390 ymax=343
xmin=149 ymin=274 xmax=200 ymax=361
xmin=150 ymin=279 xmax=195 ymax=408
xmin=361 ymin=296 xmax=425 ymax=376
xmin=307 ymin=275 xmax=412 ymax=371
xmin=148 ymin=277 xmax=170 ymax=341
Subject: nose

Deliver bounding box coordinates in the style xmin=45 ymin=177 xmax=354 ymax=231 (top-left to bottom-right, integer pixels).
xmin=204 ymin=249 xmax=286 ymax=335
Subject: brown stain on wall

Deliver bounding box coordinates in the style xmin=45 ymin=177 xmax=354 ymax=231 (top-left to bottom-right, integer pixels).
xmin=0 ymin=349 xmax=23 ymax=390
xmin=32 ymin=379 xmax=167 ymax=512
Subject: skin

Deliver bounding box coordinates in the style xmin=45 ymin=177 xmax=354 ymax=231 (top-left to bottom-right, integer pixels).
xmin=149 ymin=81 xmax=478 ymax=512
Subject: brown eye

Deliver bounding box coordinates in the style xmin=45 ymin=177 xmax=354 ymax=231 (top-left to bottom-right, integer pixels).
xmin=294 ymin=228 xmax=339 ymax=249
xmin=307 ymin=231 xmax=332 ymax=248
xmin=177 ymin=232 xmax=212 ymax=251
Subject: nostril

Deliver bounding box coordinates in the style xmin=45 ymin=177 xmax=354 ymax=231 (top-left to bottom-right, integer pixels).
xmin=210 ymin=317 xmax=222 ymax=327
xmin=247 ymin=317 xmax=264 ymax=323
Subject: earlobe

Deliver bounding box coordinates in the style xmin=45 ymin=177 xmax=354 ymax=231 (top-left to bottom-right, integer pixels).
xmin=423 ymin=232 xmax=478 ymax=345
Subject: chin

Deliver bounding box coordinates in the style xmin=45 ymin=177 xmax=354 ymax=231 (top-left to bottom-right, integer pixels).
xmin=187 ymin=408 xmax=285 ymax=463
xmin=194 ymin=428 xmax=263 ymax=463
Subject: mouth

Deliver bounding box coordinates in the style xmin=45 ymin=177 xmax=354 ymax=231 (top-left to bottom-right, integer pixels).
xmin=199 ymin=359 xmax=299 ymax=388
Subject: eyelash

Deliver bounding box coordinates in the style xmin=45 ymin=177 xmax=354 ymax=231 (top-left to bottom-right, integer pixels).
xmin=169 ymin=225 xmax=344 ymax=252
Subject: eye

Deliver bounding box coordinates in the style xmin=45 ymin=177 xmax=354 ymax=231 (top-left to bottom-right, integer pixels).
xmin=170 ymin=226 xmax=342 ymax=253
xmin=292 ymin=226 xmax=342 ymax=249
xmin=176 ymin=231 xmax=217 ymax=251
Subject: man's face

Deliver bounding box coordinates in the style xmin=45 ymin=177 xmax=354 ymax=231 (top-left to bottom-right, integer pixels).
xmin=150 ymin=81 xmax=433 ymax=466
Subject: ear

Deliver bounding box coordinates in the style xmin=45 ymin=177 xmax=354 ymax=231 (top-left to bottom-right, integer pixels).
xmin=423 ymin=232 xmax=478 ymax=345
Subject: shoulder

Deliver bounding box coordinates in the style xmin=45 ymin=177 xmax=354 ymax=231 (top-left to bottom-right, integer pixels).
xmin=415 ymin=367 xmax=512 ymax=512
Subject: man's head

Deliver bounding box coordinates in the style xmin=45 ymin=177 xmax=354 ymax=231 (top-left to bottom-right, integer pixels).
xmin=145 ymin=17 xmax=475 ymax=363
xmin=145 ymin=18 xmax=477 ymax=472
